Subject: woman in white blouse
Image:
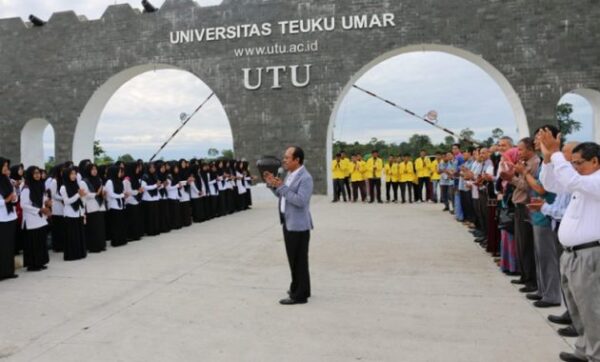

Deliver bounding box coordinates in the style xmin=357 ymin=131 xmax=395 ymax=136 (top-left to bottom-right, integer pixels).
xmin=178 ymin=159 xmax=193 ymax=227
xmin=21 ymin=166 xmax=51 ymax=271
xmin=166 ymin=162 xmax=182 ymax=230
xmin=48 ymin=165 xmax=66 ymax=252
xmin=141 ymin=162 xmax=161 ymax=236
xmin=80 ymin=163 xmax=107 ymax=253
xmin=105 ymin=166 xmax=128 ymax=247
xmin=123 ymin=163 xmax=144 ymax=241
xmin=0 ymin=157 xmax=19 ymax=280
xmin=59 ymin=166 xmax=87 ymax=261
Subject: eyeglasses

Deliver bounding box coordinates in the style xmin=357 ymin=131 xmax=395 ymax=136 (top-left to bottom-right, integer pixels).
xmin=571 ymin=159 xmax=589 ymax=167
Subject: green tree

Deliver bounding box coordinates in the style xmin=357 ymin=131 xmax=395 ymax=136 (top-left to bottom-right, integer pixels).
xmin=208 ymin=148 xmax=219 ymax=157
xmin=93 ymin=140 xmax=104 ymax=158
xmin=408 ymin=134 xmax=433 ymax=155
xmin=459 ymin=128 xmax=476 ymax=148
xmin=96 ymin=155 xmax=114 ymax=165
xmin=556 ymin=103 xmax=582 ymax=143
xmin=491 ymin=128 xmax=504 ymax=141
xmin=444 ymin=135 xmax=456 ymax=146
xmin=45 ymin=156 xmax=55 ymax=172
xmin=221 ymin=149 xmax=234 ymax=159
xmin=118 ymin=154 xmax=135 ymax=163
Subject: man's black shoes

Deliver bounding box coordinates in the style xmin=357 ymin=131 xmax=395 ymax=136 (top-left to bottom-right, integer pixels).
xmin=533 ymin=300 xmax=560 ymax=308
xmin=519 ymin=285 xmax=537 ymax=293
xmin=279 ymin=298 xmax=307 ymax=305
xmin=526 ymin=293 xmax=542 ymax=301
xmin=559 ymin=352 xmax=587 ymax=362
xmin=558 ymin=325 xmax=579 ymax=338
xmin=548 ymin=312 xmax=572 ymax=325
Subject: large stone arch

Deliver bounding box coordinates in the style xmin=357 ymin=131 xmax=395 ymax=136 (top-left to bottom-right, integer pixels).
xmin=72 ymin=63 xmax=232 ymax=163
xmin=325 ymin=44 xmax=530 ymax=195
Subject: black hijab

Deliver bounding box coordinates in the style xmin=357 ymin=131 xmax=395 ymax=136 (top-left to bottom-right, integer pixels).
xmin=10 ymin=164 xmax=23 ymax=181
xmin=106 ymin=166 xmax=124 ymax=194
xmin=125 ymin=162 xmax=141 ymax=190
xmin=0 ymin=157 xmax=15 ymax=214
xmin=141 ymin=162 xmax=157 ymax=197
xmin=25 ymin=166 xmax=44 ymax=209
xmin=83 ymin=163 xmax=104 ymax=207
xmin=83 ymin=164 xmax=102 ymax=191
xmin=143 ymin=163 xmax=157 ymax=185
xmin=63 ymin=166 xmax=82 ymax=212
xmin=199 ymin=162 xmax=210 ymax=189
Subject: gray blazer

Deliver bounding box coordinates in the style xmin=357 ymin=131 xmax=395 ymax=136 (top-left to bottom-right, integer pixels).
xmin=275 ymin=166 xmax=314 ymax=232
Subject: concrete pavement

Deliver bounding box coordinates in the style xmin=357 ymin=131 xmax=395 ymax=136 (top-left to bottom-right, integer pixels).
xmin=0 ymin=192 xmax=573 ymax=361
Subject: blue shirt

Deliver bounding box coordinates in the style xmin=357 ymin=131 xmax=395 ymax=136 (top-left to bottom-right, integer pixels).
xmin=438 ymin=161 xmax=457 ymax=186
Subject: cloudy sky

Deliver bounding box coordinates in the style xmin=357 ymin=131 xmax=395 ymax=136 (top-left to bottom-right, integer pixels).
xmin=1 ymin=0 xmax=594 ymax=161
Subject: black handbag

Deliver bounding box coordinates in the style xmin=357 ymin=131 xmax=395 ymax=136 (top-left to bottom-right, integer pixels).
xmin=498 ymin=207 xmax=515 ymax=234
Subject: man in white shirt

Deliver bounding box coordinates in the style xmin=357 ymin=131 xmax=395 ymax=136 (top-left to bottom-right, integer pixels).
xmin=539 ymin=129 xmax=600 ymax=362
xmin=264 ymin=146 xmax=314 ymax=305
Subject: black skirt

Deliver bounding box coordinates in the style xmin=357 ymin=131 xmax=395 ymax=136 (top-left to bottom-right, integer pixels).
xmin=210 ymin=196 xmax=219 ymax=218
xmin=108 ymin=209 xmax=128 ymax=247
xmin=23 ymin=225 xmax=50 ymax=269
xmin=63 ymin=217 xmax=87 ymax=261
xmin=143 ymin=201 xmax=160 ymax=236
xmin=180 ymin=201 xmax=192 ymax=227
xmin=168 ymin=199 xmax=182 ymax=230
xmin=159 ymin=199 xmax=171 ymax=233
xmin=217 ymin=193 xmax=227 ymax=217
xmin=191 ymin=198 xmax=205 ymax=223
xmin=51 ymin=215 xmax=65 ymax=252
xmin=201 ymin=197 xmax=213 ymax=221
xmin=85 ymin=211 xmax=106 ymax=253
xmin=125 ymin=204 xmax=144 ymax=241
xmin=245 ymin=188 xmax=252 ymax=208
xmin=226 ymin=189 xmax=235 ymax=214
xmin=0 ymin=220 xmax=17 ymax=278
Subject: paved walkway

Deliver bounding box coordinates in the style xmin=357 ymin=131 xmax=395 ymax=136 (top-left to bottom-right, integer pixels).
xmin=0 ymin=194 xmax=573 ymax=361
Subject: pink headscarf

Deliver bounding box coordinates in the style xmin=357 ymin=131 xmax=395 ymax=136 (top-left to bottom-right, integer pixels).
xmin=502 ymin=147 xmax=519 ymax=165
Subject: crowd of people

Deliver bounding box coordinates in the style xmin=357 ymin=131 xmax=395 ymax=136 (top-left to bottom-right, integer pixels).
xmin=0 ymin=158 xmax=254 ymax=278
xmin=333 ymin=127 xmax=600 ymax=362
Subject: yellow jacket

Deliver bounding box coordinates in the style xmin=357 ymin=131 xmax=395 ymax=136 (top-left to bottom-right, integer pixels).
xmin=341 ymin=158 xmax=352 ymax=178
xmin=365 ymin=157 xmax=383 ymax=179
xmin=384 ymin=163 xmax=398 ymax=182
xmin=332 ymin=159 xmax=346 ymax=179
xmin=430 ymin=159 xmax=441 ymax=181
xmin=398 ymin=161 xmax=416 ymax=183
xmin=360 ymin=160 xmax=369 ymax=180
xmin=350 ymin=161 xmax=364 ymax=182
xmin=415 ymin=157 xmax=432 ymax=178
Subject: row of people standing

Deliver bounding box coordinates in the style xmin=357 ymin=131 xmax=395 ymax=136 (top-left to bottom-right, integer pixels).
xmin=437 ymin=132 xmax=600 ymax=362
xmin=0 ymin=157 xmax=254 ymax=280
xmin=332 ymin=150 xmax=442 ymax=204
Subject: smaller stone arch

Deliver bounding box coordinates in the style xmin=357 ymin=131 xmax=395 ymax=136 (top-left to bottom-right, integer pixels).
xmin=567 ymin=88 xmax=600 ymax=143
xmin=21 ymin=118 xmax=52 ymax=167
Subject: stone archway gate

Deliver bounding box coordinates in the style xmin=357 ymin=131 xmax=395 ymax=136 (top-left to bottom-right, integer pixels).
xmin=1 ymin=0 xmax=598 ymax=193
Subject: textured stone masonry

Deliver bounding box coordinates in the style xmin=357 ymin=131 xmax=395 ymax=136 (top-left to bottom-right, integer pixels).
xmin=1 ymin=0 xmax=599 ymax=193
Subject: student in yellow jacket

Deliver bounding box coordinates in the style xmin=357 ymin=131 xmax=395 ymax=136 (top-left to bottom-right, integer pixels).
xmin=365 ymin=150 xmax=383 ymax=203
xmin=350 ymin=154 xmax=367 ymax=202
xmin=414 ymin=150 xmax=432 ymax=202
xmin=332 ymin=153 xmax=347 ymax=202
xmin=429 ymin=152 xmax=443 ymax=203
xmin=384 ymin=156 xmax=399 ymax=203
xmin=398 ymin=154 xmax=415 ymax=203
xmin=340 ymin=151 xmax=352 ymax=200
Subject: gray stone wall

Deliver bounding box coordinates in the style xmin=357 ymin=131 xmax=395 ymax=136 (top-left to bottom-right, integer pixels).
xmin=1 ymin=0 xmax=599 ymax=193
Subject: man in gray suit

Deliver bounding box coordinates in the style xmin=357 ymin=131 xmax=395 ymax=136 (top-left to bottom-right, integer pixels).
xmin=264 ymin=146 xmax=314 ymax=305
